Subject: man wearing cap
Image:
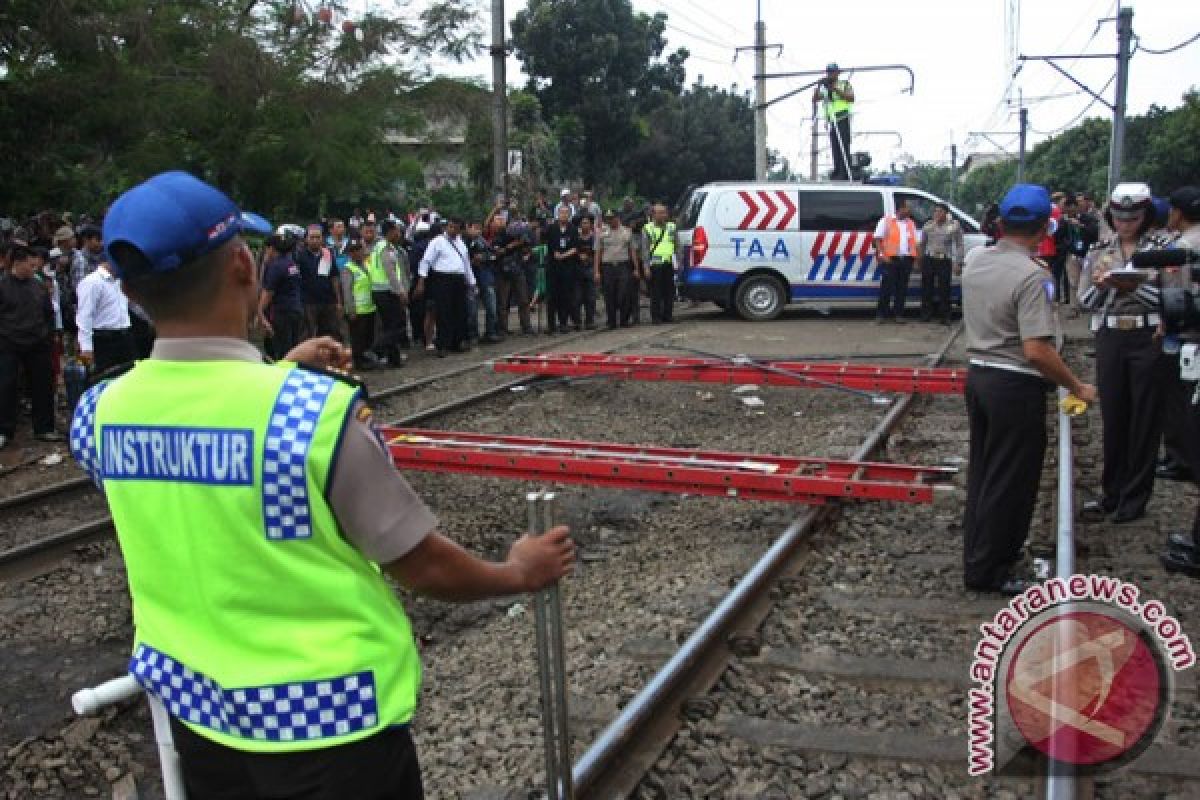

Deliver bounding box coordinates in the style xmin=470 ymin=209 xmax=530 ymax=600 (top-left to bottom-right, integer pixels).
xmin=0 ymin=242 xmax=64 ymax=449
xmin=1160 ymin=186 xmax=1200 ymax=577
xmin=71 ymin=171 xmax=575 ymax=797
xmin=961 ymin=184 xmax=1097 ymax=594
xmin=812 ymin=63 xmax=855 ymax=181
xmin=1078 ymin=182 xmax=1175 ymax=524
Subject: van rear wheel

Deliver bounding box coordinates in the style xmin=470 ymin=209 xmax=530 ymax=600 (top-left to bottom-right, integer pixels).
xmin=735 ymin=275 xmax=787 ymax=321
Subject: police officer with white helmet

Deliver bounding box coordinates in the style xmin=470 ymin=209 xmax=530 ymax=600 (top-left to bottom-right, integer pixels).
xmin=1078 ymin=182 xmax=1176 ymax=523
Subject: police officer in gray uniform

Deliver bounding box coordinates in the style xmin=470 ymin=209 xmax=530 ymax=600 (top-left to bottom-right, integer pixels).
xmin=961 ymin=184 xmax=1097 ymax=594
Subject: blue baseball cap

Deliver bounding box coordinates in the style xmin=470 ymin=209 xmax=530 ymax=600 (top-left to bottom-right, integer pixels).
xmin=999 ymin=183 xmax=1052 ymax=223
xmin=103 ymin=171 xmax=273 ymax=278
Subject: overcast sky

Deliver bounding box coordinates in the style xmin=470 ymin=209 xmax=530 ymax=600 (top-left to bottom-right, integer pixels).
xmin=430 ymin=0 xmax=1198 ymax=178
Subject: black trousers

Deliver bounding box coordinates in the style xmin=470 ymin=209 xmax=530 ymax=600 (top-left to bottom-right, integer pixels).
xmin=963 ymin=367 xmax=1049 ymax=589
xmin=92 ymin=328 xmax=137 ymax=375
xmin=623 ymin=269 xmax=642 ymax=325
xmin=428 ymin=271 xmax=468 ymax=351
xmin=829 ymin=114 xmax=852 ymax=180
xmin=548 ymin=264 xmax=580 ymax=331
xmin=649 ymin=262 xmax=674 ymax=323
xmin=349 ymin=311 xmax=377 ymax=366
xmin=577 ymin=265 xmax=597 ymax=326
xmin=0 ymin=339 xmax=56 ymax=437
xmin=496 ymin=270 xmax=531 ymax=334
xmin=372 ymin=291 xmax=409 ymax=363
xmin=601 ymin=262 xmax=632 ymax=328
xmin=170 ymin=717 xmax=424 ymax=800
xmin=1050 ymin=254 xmax=1070 ymax=304
xmin=1095 ymin=327 xmax=1167 ymax=517
xmin=305 ymin=304 xmax=345 ymax=342
xmin=876 ymin=257 xmax=913 ymax=319
xmin=919 ymin=256 xmax=953 ymax=322
xmin=270 ymin=310 xmax=305 ymax=361
xmin=131 ymin=314 xmax=156 ymax=359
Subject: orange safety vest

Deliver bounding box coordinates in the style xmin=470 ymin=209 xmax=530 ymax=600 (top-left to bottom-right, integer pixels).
xmin=878 ymin=216 xmax=919 ymax=258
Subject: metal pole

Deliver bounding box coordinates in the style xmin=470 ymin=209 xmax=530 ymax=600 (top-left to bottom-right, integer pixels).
xmin=491 ymin=0 xmax=508 ymax=198
xmin=949 ymin=143 xmax=958 ymax=204
xmin=1108 ymin=6 xmax=1133 ymax=194
xmin=754 ymin=1 xmax=768 ymax=181
xmin=529 ymin=490 xmax=572 ymax=800
xmin=1045 ymin=388 xmax=1077 ymax=800
xmin=810 ymin=105 xmax=820 ymax=181
xmin=1017 ymin=107 xmax=1028 ymax=182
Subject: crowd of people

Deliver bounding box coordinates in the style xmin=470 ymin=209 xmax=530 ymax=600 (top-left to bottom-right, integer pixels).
xmin=0 ymin=189 xmax=678 ymax=448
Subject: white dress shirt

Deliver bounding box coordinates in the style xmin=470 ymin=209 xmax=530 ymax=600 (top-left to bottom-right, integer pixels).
xmin=76 ymin=265 xmax=131 ymax=353
xmin=418 ymin=234 xmax=476 ymax=286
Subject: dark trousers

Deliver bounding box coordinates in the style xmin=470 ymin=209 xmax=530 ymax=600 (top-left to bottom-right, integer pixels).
xmin=963 ymin=367 xmax=1049 ymax=589
xmin=0 ymin=340 xmax=56 ymax=437
xmin=429 ymin=271 xmax=468 ymax=351
xmin=1050 ymin=254 xmax=1070 ymax=304
xmin=1095 ymin=326 xmax=1167 ymax=517
xmin=350 ymin=311 xmax=377 ymax=366
xmin=407 ymin=280 xmax=426 ymax=345
xmin=372 ymin=291 xmax=409 ymax=363
xmin=548 ymin=264 xmax=580 ymax=331
xmin=170 ymin=717 xmax=424 ymax=800
xmin=649 ymin=262 xmax=675 ymax=323
xmin=92 ymin=328 xmax=137 ymax=375
xmin=919 ymin=256 xmax=953 ymax=322
xmin=577 ymin=266 xmax=597 ymax=327
xmin=623 ymin=269 xmax=642 ymax=325
xmin=130 ymin=314 xmax=156 ymax=359
xmin=496 ymin=270 xmax=531 ymax=334
xmin=305 ymin=303 xmax=345 ymax=342
xmin=601 ymin=262 xmax=632 ymax=328
xmin=270 ymin=310 xmax=305 ymax=361
xmin=876 ymin=257 xmax=914 ymax=319
xmin=829 ymin=114 xmax=852 ymax=180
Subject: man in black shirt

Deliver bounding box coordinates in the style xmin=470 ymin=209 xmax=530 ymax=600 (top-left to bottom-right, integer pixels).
xmin=546 ymin=207 xmax=581 ymax=334
xmin=0 ymin=243 xmax=62 ymax=448
xmin=294 ymin=225 xmax=344 ymax=340
xmin=492 ymin=218 xmax=532 ymax=336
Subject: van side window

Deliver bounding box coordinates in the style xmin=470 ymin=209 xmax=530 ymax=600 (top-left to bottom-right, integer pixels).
xmin=679 ymin=191 xmax=707 ymax=229
xmin=895 ymin=193 xmax=935 ymax=227
xmin=799 ymin=191 xmax=883 ymax=232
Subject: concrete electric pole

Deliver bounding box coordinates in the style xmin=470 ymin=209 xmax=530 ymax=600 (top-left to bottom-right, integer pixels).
xmin=754 ymin=3 xmax=768 ymax=180
xmin=1108 ymin=6 xmax=1133 ymax=193
xmin=491 ymin=0 xmax=508 ymax=198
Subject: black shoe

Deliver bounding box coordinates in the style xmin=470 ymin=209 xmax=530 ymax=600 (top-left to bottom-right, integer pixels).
xmin=1156 ymin=463 xmax=1194 ymax=482
xmin=995 ymin=578 xmax=1031 ymax=596
xmin=1113 ymin=508 xmax=1146 ymax=524
xmin=893 ymin=317 xmax=906 ymax=325
xmin=1168 ymin=532 xmax=1196 ymax=553
xmin=482 ymin=334 xmax=502 ymax=344
xmin=1161 ymin=549 xmax=1200 ymax=577
xmin=585 ymin=323 xmax=597 ymax=330
xmin=1082 ymin=498 xmax=1116 ymax=516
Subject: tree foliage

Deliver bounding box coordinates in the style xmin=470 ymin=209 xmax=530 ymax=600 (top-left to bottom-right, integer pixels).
xmin=0 ymin=0 xmax=481 ymax=216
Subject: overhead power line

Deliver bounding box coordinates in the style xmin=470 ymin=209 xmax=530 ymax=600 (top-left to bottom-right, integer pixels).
xmin=1134 ymin=32 xmax=1200 ymax=55
xmin=1027 ymin=75 xmax=1115 ymax=136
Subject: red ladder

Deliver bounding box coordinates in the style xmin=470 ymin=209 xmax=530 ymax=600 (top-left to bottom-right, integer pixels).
xmin=382 ymin=427 xmax=956 ymax=505
xmin=489 ymin=353 xmax=965 ymax=394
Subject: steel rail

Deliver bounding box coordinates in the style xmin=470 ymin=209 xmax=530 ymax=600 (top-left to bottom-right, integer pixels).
xmin=0 ymin=475 xmax=94 ymax=512
xmin=570 ymin=324 xmax=962 ymax=798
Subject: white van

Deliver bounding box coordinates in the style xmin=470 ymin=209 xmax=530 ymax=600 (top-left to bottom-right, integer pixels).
xmin=675 ymin=182 xmax=988 ymax=320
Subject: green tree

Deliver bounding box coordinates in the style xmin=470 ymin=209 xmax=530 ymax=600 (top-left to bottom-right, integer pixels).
xmin=510 ymin=0 xmax=687 ymax=187
xmin=0 ymin=0 xmax=481 ymax=216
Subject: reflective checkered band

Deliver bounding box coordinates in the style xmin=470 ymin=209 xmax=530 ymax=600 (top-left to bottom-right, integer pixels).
xmin=262 ymin=370 xmax=335 ymax=540
xmin=69 ymin=382 xmax=109 ymax=489
xmin=130 ymin=644 xmax=378 ymax=742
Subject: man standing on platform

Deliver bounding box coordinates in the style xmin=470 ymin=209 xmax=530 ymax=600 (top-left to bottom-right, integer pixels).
xmin=812 ymin=63 xmax=855 ymax=181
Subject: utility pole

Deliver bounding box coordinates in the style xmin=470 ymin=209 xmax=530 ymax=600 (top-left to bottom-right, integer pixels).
xmin=754 ymin=2 xmax=767 ymax=180
xmin=949 ymin=143 xmax=958 ymax=204
xmin=1109 ymin=5 xmax=1133 ymax=192
xmin=1017 ymin=106 xmax=1028 ymax=182
xmin=491 ymin=0 xmax=508 ymax=198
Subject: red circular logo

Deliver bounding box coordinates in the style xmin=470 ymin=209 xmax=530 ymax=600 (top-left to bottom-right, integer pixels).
xmin=1005 ymin=609 xmax=1169 ymax=767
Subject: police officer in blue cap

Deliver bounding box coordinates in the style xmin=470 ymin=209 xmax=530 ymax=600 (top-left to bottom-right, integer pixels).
xmin=70 ymin=171 xmax=575 ymax=798
xmin=961 ymin=184 xmax=1097 ymax=594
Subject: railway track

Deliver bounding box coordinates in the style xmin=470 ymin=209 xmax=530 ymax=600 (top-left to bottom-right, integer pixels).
xmin=0 ymin=324 xmax=677 ymax=584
